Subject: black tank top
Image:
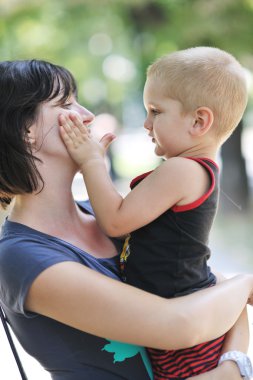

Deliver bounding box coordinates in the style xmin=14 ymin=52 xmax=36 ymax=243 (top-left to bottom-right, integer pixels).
xmin=120 ymin=158 xmax=218 ymax=298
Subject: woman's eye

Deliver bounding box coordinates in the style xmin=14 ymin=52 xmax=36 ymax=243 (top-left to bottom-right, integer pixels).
xmin=62 ymin=103 xmax=72 ymax=109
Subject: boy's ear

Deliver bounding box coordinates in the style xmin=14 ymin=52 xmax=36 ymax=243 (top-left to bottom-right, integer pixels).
xmin=190 ymin=107 xmax=214 ymax=136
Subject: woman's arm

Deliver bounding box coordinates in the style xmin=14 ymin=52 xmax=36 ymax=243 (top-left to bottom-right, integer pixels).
xmin=25 ymin=261 xmax=253 ymax=350
xmin=213 ymin=272 xmax=249 ymax=353
xmin=187 ymin=308 xmax=249 ymax=380
xmin=221 ymin=307 xmax=249 ymax=353
xmin=187 ymin=269 xmax=250 ymax=380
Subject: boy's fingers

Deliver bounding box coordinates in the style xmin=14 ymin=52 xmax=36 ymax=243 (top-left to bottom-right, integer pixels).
xmin=59 ymin=114 xmax=73 ymax=132
xmin=59 ymin=114 xmax=91 ymax=151
xmin=100 ymin=133 xmax=116 ymax=151
xmin=59 ymin=126 xmax=73 ymax=147
xmin=69 ymin=113 xmax=89 ymax=136
xmin=59 ymin=114 xmax=81 ymax=140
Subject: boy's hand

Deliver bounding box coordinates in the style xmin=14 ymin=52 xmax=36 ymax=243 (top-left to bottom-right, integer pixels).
xmin=59 ymin=112 xmax=116 ymax=169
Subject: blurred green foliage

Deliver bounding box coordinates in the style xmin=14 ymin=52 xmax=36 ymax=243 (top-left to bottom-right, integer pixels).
xmin=1 ymin=0 xmax=253 ymax=120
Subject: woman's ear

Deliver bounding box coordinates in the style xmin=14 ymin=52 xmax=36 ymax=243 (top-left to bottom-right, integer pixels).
xmin=190 ymin=107 xmax=214 ymax=136
xmin=25 ymin=125 xmax=37 ymax=146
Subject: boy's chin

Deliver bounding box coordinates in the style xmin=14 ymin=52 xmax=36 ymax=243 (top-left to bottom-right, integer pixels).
xmin=154 ymin=147 xmax=163 ymax=157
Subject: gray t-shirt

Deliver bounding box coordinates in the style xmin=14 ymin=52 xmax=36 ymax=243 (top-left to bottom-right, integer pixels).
xmin=0 ymin=201 xmax=153 ymax=380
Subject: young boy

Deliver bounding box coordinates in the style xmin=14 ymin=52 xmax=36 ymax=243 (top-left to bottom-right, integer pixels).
xmin=59 ymin=47 xmax=249 ymax=379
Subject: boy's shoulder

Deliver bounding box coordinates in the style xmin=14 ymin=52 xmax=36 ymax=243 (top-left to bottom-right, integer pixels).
xmin=154 ymin=157 xmax=215 ymax=206
xmin=156 ymin=156 xmax=209 ymax=177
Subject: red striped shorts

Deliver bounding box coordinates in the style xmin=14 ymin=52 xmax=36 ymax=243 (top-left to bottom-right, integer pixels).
xmin=147 ymin=334 xmax=225 ymax=380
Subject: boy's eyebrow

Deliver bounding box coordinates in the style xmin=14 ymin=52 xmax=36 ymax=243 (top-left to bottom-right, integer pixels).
xmin=146 ymin=102 xmax=160 ymax=108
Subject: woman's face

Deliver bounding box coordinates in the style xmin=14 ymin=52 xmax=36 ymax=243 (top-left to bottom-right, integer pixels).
xmin=32 ymin=92 xmax=94 ymax=162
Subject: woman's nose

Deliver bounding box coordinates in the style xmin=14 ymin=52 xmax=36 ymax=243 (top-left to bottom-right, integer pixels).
xmin=82 ymin=108 xmax=95 ymax=124
xmin=75 ymin=104 xmax=95 ymax=124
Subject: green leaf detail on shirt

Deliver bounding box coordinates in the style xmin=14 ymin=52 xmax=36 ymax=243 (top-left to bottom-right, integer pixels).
xmin=102 ymin=340 xmax=153 ymax=379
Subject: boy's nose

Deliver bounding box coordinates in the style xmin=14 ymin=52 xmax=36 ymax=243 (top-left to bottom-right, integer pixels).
xmin=144 ymin=118 xmax=152 ymax=130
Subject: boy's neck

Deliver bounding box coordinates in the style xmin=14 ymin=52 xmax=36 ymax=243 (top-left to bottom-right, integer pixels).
xmin=177 ymin=141 xmax=219 ymax=162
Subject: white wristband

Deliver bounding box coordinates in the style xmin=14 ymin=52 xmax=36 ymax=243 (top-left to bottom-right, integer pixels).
xmin=219 ymin=351 xmax=253 ymax=379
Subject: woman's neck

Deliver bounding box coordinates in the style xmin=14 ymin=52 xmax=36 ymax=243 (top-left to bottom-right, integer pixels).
xmin=9 ymin=177 xmax=118 ymax=260
xmin=9 ymin=168 xmax=118 ymax=260
xmin=9 ymin=165 xmax=82 ymax=232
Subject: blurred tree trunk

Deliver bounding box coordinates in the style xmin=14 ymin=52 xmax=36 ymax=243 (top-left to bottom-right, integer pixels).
xmin=127 ymin=1 xmax=168 ymax=85
xmin=220 ymin=120 xmax=249 ymax=214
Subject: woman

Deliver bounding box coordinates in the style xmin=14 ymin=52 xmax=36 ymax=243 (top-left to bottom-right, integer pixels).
xmin=0 ymin=59 xmax=252 ymax=380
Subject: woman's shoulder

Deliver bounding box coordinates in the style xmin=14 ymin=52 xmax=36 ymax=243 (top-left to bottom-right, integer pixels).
xmin=0 ymin=219 xmax=74 ymax=265
xmin=0 ymin=219 xmax=76 ymax=313
xmin=0 ymin=216 xmax=120 ymax=277
xmin=0 ymin=218 xmax=121 ymax=313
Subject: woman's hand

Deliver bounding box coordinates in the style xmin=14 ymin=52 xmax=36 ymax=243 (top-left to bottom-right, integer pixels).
xmin=187 ymin=361 xmax=242 ymax=380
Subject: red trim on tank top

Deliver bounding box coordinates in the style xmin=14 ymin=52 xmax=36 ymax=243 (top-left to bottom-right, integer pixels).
xmin=130 ymin=170 xmax=153 ymax=188
xmin=130 ymin=157 xmax=219 ymax=213
xmin=172 ymin=157 xmax=218 ymax=213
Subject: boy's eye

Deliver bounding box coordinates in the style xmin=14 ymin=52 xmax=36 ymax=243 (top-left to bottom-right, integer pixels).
xmin=151 ymin=109 xmax=159 ymax=115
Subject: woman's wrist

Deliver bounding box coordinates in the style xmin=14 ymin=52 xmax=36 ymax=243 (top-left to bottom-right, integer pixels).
xmin=218 ymin=360 xmax=243 ymax=379
xmin=186 ymin=361 xmax=242 ymax=379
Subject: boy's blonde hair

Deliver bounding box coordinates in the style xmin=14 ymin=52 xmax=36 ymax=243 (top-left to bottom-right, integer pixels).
xmin=147 ymin=47 xmax=248 ymax=143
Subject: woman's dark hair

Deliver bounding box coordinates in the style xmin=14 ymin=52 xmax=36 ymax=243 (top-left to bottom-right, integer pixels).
xmin=0 ymin=59 xmax=77 ymax=209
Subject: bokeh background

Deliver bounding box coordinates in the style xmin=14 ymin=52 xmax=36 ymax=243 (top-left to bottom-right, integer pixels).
xmin=0 ymin=0 xmax=253 ymax=378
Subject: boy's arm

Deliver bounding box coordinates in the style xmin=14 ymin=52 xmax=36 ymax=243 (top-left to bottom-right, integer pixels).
xmin=59 ymin=113 xmax=209 ymax=236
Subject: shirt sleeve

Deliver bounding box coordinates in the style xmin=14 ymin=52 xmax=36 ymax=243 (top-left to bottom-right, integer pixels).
xmin=0 ymin=237 xmax=79 ymax=317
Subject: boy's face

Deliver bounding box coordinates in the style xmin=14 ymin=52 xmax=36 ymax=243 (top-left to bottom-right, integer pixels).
xmin=143 ymin=77 xmax=194 ymax=159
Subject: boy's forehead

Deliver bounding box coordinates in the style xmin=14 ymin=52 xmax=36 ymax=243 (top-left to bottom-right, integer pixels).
xmin=143 ymin=79 xmax=156 ymax=103
xmin=145 ymin=76 xmax=158 ymax=87
xmin=144 ymin=77 xmax=167 ymax=101
xmin=144 ymin=77 xmax=158 ymax=96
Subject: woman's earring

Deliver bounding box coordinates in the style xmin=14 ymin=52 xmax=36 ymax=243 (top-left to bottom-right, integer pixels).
xmin=25 ymin=131 xmax=36 ymax=146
